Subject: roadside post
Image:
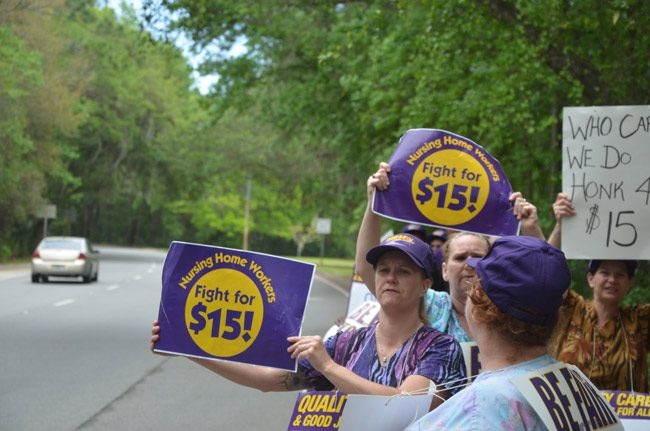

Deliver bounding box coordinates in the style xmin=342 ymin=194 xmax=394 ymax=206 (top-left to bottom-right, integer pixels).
xmin=36 ymin=204 xmax=57 ymax=238
xmin=316 ymin=218 xmax=331 ymax=266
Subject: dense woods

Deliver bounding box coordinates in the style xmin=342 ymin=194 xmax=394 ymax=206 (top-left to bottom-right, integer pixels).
xmin=1 ymin=0 xmax=648 ymax=296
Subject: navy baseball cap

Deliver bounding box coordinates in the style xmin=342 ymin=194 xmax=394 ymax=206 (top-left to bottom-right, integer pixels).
xmin=587 ymin=260 xmax=637 ymax=278
xmin=401 ymin=223 xmax=427 ymax=238
xmin=466 ymin=236 xmax=571 ymax=327
xmin=428 ymin=229 xmax=448 ymax=242
xmin=366 ymin=233 xmax=436 ymax=279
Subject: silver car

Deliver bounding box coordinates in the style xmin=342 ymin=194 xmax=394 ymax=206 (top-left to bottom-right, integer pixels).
xmin=31 ymin=236 xmax=99 ymax=283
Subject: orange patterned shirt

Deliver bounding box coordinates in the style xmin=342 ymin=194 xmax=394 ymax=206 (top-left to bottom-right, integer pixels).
xmin=550 ymin=290 xmax=650 ymax=392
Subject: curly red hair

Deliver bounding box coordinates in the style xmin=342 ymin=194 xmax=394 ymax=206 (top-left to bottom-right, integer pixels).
xmin=467 ymin=279 xmax=556 ymax=347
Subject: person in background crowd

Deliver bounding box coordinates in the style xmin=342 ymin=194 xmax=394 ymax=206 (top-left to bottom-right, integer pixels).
xmin=355 ymin=162 xmax=543 ymax=343
xmin=402 ymin=223 xmax=427 ymax=241
xmin=548 ymin=192 xmax=649 ymax=392
xmin=406 ymin=236 xmax=620 ymax=430
xmin=427 ymin=229 xmax=448 ymax=253
xmin=151 ymin=233 xmax=465 ymax=408
xmin=427 ymin=229 xmax=450 ymax=293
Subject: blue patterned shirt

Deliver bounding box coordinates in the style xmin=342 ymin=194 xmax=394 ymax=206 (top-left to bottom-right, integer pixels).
xmin=424 ymin=290 xmax=473 ymax=343
xmin=406 ymin=355 xmax=556 ymax=431
xmin=299 ymin=322 xmax=466 ymax=395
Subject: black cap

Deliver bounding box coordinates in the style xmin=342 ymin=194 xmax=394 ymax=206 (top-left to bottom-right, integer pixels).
xmin=587 ymin=260 xmax=637 ymax=278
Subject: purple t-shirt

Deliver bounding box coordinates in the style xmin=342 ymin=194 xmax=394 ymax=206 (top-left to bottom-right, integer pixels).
xmin=299 ymin=322 xmax=466 ymax=394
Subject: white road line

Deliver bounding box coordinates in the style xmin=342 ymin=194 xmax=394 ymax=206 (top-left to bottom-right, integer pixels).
xmin=106 ymin=284 xmax=120 ymax=291
xmin=53 ymin=299 xmax=75 ymax=307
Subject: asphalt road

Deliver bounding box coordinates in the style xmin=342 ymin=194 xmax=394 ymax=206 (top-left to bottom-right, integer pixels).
xmin=0 ymin=246 xmax=348 ymax=431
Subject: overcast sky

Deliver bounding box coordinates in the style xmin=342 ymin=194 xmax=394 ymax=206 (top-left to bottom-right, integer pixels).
xmin=105 ymin=0 xmax=226 ymax=95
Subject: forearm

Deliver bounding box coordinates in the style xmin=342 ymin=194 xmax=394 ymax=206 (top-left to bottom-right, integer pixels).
xmin=319 ymin=361 xmax=402 ymax=396
xmin=547 ymin=222 xmax=562 ymax=248
xmin=354 ymin=202 xmax=381 ymax=294
xmin=189 ymin=357 xmax=307 ymax=392
xmin=520 ymin=221 xmax=545 ymax=240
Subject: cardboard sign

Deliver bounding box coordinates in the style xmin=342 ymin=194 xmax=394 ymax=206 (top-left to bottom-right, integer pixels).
xmin=372 ymin=129 xmax=518 ymax=236
xmin=460 ymin=342 xmax=482 ymax=383
xmin=562 ymin=105 xmax=650 ymax=259
xmin=338 ymin=393 xmax=434 ymax=431
xmin=287 ymin=391 xmax=347 ymax=430
xmin=287 ymin=391 xmax=432 ymax=431
xmin=346 ymin=273 xmax=377 ymax=316
xmin=512 ymin=362 xmax=623 ymax=430
xmin=155 ymin=241 xmax=314 ymax=371
xmin=600 ymin=390 xmax=650 ymax=431
xmin=323 ymin=300 xmax=380 ymax=341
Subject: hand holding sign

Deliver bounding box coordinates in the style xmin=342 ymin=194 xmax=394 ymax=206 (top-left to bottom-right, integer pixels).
xmin=154 ymin=241 xmax=314 ymax=370
xmin=373 ymin=129 xmax=518 ymax=236
xmin=562 ymin=105 xmax=650 ymax=259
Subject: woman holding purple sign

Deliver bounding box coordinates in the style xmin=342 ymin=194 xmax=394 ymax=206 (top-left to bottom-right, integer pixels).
xmin=356 ymin=162 xmax=543 ymax=343
xmin=151 ymin=233 xmax=465 ymax=407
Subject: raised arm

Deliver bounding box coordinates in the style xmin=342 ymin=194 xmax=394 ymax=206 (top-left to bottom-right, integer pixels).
xmin=547 ymin=192 xmax=576 ymax=249
xmin=354 ymin=162 xmax=391 ymax=295
xmin=150 ymin=320 xmax=307 ymax=392
xmin=509 ymin=192 xmax=544 ymax=239
xmin=151 ymin=320 xmax=433 ymax=397
xmin=188 ymin=356 xmax=309 ymax=392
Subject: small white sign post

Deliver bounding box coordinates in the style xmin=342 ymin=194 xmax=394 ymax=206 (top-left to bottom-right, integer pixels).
xmin=316 ymin=218 xmax=331 ymax=265
xmin=36 ymin=204 xmax=57 ymax=238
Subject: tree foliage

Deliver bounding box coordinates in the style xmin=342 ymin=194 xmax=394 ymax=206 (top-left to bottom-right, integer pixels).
xmin=0 ymin=1 xmax=648 ymax=294
xmin=142 ymin=0 xmax=649 ymax=284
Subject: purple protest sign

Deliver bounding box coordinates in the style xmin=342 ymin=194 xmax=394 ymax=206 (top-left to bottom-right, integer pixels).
xmin=601 ymin=390 xmax=650 ymax=420
xmin=155 ymin=241 xmax=315 ymax=371
xmin=287 ymin=391 xmax=347 ymax=431
xmin=373 ymin=129 xmax=518 ymax=236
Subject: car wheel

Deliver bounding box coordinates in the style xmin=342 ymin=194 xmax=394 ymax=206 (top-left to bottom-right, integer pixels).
xmin=42 ymin=275 xmax=49 ymax=283
xmin=92 ymin=271 xmax=99 ymax=282
xmin=82 ymin=274 xmax=91 ymax=283
xmin=31 ymin=274 xmax=39 ymax=283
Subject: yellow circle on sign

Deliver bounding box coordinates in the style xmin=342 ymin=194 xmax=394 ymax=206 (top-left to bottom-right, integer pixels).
xmin=185 ymin=268 xmax=264 ymax=357
xmin=411 ymin=149 xmax=490 ymax=225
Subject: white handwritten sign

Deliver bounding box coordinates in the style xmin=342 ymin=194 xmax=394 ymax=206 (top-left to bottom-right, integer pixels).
xmin=562 ymin=105 xmax=650 ymax=259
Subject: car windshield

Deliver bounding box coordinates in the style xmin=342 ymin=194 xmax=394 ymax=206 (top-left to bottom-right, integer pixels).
xmin=41 ymin=240 xmax=82 ymax=250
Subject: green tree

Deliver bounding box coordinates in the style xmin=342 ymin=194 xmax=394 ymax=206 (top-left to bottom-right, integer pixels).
xmin=143 ymin=0 xmax=649 ymax=257
xmin=0 ymin=0 xmax=84 ymax=257
xmin=0 ymin=26 xmax=45 ymax=257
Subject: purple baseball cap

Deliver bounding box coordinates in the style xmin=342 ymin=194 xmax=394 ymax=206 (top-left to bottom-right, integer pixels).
xmin=366 ymin=233 xmax=436 ymax=278
xmin=466 ymin=236 xmax=571 ymax=327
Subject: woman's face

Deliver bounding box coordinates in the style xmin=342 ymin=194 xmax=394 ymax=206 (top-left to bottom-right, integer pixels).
xmin=587 ymin=260 xmax=634 ymax=305
xmin=374 ymin=250 xmax=430 ymax=310
xmin=442 ymin=234 xmax=488 ymax=303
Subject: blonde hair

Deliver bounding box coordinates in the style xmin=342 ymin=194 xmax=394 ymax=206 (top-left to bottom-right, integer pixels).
xmin=419 ymin=297 xmax=430 ymax=326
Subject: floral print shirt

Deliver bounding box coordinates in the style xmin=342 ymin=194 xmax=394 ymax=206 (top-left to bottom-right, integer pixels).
xmin=550 ymin=290 xmax=650 ymax=392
